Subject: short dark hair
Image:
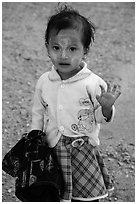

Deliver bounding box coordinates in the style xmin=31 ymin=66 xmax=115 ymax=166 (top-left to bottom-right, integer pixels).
xmin=45 ymin=4 xmax=95 ymax=53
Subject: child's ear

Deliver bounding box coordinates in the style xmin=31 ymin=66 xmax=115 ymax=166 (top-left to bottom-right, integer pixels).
xmin=82 ymin=54 xmax=87 ymax=61
xmin=84 ymin=48 xmax=89 ymax=55
xmin=83 ymin=48 xmax=88 ymax=60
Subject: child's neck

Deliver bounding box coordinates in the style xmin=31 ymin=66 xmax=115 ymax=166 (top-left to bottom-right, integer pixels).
xmin=57 ymin=64 xmax=84 ymax=80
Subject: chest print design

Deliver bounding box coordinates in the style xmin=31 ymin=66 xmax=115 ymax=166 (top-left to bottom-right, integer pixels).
xmin=71 ymin=98 xmax=95 ymax=133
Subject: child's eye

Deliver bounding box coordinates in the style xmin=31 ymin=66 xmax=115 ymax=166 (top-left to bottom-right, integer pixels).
xmin=53 ymin=46 xmax=60 ymax=51
xmin=70 ymin=47 xmax=77 ymax=52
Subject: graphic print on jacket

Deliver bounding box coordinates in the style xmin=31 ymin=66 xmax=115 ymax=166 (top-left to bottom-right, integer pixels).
xmin=71 ymin=97 xmax=95 ymax=133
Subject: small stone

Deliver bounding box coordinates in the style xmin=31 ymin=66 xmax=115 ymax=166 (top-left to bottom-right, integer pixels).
xmin=117 ymin=161 xmax=123 ymax=166
xmin=27 ymin=81 xmax=31 ymax=86
xmin=8 ymin=189 xmax=12 ymax=193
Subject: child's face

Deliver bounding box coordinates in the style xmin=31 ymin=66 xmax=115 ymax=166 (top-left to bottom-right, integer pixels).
xmin=47 ymin=29 xmax=86 ymax=79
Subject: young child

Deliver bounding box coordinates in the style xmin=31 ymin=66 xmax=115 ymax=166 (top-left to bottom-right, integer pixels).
xmin=31 ymin=4 xmax=121 ymax=202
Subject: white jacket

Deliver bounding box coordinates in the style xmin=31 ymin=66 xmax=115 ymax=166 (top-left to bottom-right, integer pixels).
xmin=31 ymin=62 xmax=115 ymax=147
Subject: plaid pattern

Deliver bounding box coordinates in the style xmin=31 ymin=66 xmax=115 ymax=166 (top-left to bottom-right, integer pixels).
xmin=53 ymin=135 xmax=112 ymax=201
xmin=53 ymin=137 xmax=73 ymax=200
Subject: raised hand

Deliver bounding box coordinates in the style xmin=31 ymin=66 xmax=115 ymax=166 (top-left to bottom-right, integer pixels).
xmin=95 ymin=82 xmax=121 ymax=120
xmin=96 ymin=82 xmax=121 ymax=109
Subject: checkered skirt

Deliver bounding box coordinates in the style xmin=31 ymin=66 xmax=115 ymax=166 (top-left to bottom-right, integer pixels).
xmin=53 ymin=135 xmax=112 ymax=201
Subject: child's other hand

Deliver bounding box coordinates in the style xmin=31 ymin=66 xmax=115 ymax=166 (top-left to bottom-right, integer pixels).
xmin=96 ymin=82 xmax=121 ymax=109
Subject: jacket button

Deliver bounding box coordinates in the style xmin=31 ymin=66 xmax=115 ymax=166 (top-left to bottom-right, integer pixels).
xmin=61 ymin=84 xmax=65 ymax=88
xmin=59 ymin=126 xmax=64 ymax=132
xmin=59 ymin=105 xmax=63 ymax=110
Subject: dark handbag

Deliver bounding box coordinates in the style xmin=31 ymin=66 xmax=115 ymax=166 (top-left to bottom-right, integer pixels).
xmin=2 ymin=130 xmax=64 ymax=202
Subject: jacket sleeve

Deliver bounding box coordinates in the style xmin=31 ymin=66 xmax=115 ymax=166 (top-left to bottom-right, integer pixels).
xmin=94 ymin=78 xmax=115 ymax=124
xmin=31 ymin=77 xmax=48 ymax=131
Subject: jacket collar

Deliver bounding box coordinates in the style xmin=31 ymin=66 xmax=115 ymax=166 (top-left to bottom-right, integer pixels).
xmin=48 ymin=61 xmax=91 ymax=83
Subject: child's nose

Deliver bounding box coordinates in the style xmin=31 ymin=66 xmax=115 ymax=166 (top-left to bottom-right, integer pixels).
xmin=61 ymin=50 xmax=68 ymax=59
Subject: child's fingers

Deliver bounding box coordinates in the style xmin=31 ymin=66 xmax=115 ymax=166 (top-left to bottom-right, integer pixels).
xmin=114 ymin=90 xmax=121 ymax=101
xmin=106 ymin=82 xmax=111 ymax=92
xmin=112 ymin=84 xmax=117 ymax=94
xmin=112 ymin=84 xmax=121 ymax=95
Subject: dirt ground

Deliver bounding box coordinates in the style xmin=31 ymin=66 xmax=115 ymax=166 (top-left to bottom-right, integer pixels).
xmin=2 ymin=2 xmax=135 ymax=202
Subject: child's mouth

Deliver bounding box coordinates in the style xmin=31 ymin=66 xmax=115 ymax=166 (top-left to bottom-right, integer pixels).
xmin=59 ymin=62 xmax=70 ymax=66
